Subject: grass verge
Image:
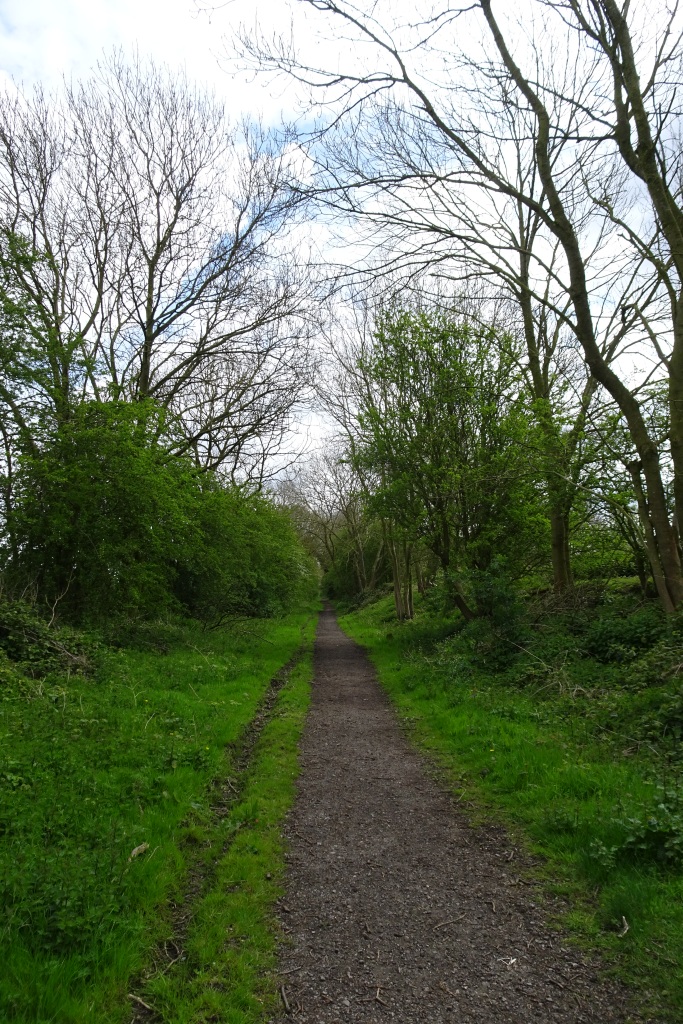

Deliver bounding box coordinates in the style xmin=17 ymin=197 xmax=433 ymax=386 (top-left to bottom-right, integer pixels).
xmin=0 ymin=607 xmax=317 ymax=1023
xmin=339 ymin=595 xmax=683 ymax=1022
xmin=135 ymin=642 xmax=314 ymax=1023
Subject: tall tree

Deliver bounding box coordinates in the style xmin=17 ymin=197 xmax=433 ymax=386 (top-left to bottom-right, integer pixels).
xmin=351 ymin=307 xmax=541 ymax=618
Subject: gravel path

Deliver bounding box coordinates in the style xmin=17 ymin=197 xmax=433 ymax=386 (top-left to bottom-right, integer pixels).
xmin=271 ymin=606 xmax=644 ymax=1024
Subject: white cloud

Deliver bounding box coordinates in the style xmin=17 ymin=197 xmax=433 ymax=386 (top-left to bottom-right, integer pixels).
xmin=0 ymin=0 xmax=306 ymax=122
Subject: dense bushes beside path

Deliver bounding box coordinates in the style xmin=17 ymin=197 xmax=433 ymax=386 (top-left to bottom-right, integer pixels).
xmin=2 ymin=400 xmax=316 ymax=624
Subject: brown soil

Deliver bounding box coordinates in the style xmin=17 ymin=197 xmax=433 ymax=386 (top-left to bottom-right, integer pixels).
xmin=271 ymin=606 xmax=647 ymax=1024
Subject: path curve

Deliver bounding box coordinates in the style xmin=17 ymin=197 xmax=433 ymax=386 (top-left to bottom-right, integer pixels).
xmin=271 ymin=606 xmax=641 ymax=1024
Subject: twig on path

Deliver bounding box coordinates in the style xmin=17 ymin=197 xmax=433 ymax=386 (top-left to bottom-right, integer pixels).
xmin=440 ymin=981 xmax=457 ymax=997
xmin=280 ymin=984 xmax=292 ymax=1014
xmin=360 ymin=988 xmax=390 ymax=1007
xmin=280 ymin=965 xmax=303 ymax=975
xmin=128 ymin=993 xmax=155 ymax=1012
xmin=291 ymin=829 xmax=315 ymax=847
xmin=433 ymin=914 xmax=465 ymax=931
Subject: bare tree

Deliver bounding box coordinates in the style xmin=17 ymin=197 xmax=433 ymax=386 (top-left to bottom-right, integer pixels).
xmin=279 ymin=442 xmax=385 ymax=594
xmin=0 ymin=52 xmax=316 ymax=480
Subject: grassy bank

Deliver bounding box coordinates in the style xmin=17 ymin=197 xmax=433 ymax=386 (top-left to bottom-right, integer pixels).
xmin=340 ymin=594 xmax=683 ymax=1021
xmin=0 ymin=607 xmax=317 ymax=1023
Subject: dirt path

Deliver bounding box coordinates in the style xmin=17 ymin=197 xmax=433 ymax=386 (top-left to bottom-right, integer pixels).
xmin=271 ymin=606 xmax=644 ymax=1024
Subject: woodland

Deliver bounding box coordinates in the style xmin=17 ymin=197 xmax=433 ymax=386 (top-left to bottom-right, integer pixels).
xmin=1 ymin=1 xmax=683 ymax=1021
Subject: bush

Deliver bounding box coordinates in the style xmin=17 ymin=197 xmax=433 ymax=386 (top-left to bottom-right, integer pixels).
xmin=6 ymin=402 xmax=197 ymax=620
xmin=3 ymin=400 xmax=315 ymax=624
xmin=0 ymin=597 xmax=99 ymax=679
xmin=582 ymin=605 xmax=666 ymax=663
xmin=177 ymin=486 xmax=318 ymax=621
xmin=590 ymin=786 xmax=683 ymax=869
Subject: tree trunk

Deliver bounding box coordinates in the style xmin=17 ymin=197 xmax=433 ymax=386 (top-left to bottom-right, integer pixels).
xmin=550 ymin=509 xmax=573 ymax=593
xmin=382 ymin=522 xmax=406 ymax=620
xmin=415 ymin=557 xmax=426 ymax=596
xmin=402 ymin=542 xmax=414 ymax=619
xmin=367 ymin=538 xmax=385 ymax=592
xmin=626 ymin=461 xmax=675 ymax=613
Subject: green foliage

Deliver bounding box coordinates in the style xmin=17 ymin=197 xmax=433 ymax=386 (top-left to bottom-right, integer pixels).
xmin=353 ymin=308 xmax=546 ymax=612
xmin=589 ymin=786 xmax=683 ymax=870
xmin=4 ymin=400 xmax=315 ymax=623
xmin=7 ymin=401 xmax=197 ymax=618
xmin=179 ymin=484 xmax=317 ymax=621
xmin=0 ymin=596 xmax=100 ymax=679
xmin=582 ymin=605 xmax=667 ymax=663
xmin=570 ymin=520 xmax=640 ymax=582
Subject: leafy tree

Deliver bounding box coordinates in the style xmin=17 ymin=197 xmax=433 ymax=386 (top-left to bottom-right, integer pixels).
xmin=179 ymin=485 xmax=317 ymax=622
xmin=6 ymin=401 xmax=198 ymax=619
xmin=353 ymin=308 xmax=545 ymax=617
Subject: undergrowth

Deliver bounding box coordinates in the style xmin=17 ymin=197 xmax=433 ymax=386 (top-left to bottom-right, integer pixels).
xmin=340 ymin=589 xmax=683 ymax=1021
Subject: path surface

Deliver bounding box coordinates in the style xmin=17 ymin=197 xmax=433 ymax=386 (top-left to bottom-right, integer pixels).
xmin=271 ymin=607 xmax=642 ymax=1024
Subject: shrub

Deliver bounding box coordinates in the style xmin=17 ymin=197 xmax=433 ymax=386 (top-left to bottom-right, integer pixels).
xmin=590 ymin=786 xmax=683 ymax=869
xmin=581 ymin=605 xmax=666 ymax=663
xmin=3 ymin=401 xmax=315 ymax=624
xmin=0 ymin=597 xmax=99 ymax=678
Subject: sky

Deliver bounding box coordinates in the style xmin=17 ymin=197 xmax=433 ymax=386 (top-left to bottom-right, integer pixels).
xmin=0 ymin=0 xmax=340 ymax=459
xmin=0 ymin=0 xmax=305 ymax=121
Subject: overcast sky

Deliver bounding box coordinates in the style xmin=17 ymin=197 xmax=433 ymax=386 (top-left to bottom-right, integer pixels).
xmin=0 ymin=0 xmax=307 ymax=121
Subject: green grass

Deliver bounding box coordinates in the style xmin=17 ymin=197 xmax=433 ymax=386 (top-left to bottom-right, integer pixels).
xmin=0 ymin=607 xmax=317 ymax=1023
xmin=140 ymin=644 xmax=313 ymax=1022
xmin=340 ymin=595 xmax=683 ymax=1022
